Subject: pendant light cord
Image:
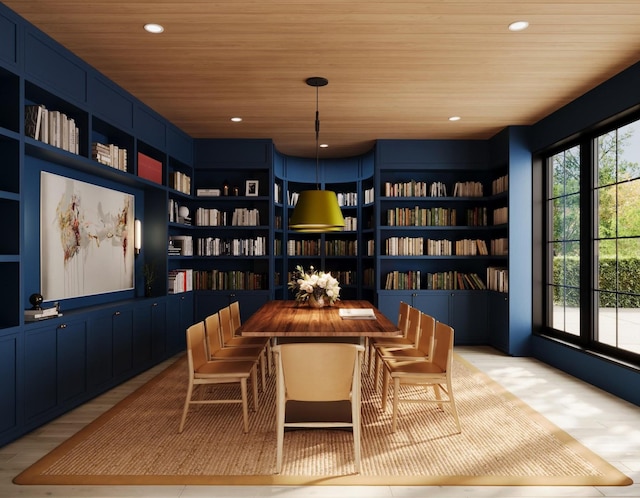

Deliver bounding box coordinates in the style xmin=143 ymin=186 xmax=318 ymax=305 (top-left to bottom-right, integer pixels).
xmin=314 ymin=84 xmax=320 ymax=189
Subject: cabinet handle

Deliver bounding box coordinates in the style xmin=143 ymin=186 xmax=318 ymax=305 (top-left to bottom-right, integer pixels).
xmin=114 ymin=311 xmax=121 ymax=316
xmin=152 ymin=302 xmax=158 ymax=307
xmin=58 ymin=323 xmax=67 ymax=329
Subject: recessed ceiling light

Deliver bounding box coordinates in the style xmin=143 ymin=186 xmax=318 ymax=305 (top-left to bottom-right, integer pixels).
xmin=230 ymin=117 xmax=243 ymax=122
xmin=508 ymin=21 xmax=529 ymax=32
xmin=144 ymin=23 xmax=164 ymax=34
xmin=449 ymin=116 xmax=461 ymax=121
xmin=320 ymin=143 xmax=329 ymax=148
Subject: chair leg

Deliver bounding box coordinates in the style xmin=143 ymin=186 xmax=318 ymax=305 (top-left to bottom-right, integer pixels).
xmin=381 ymin=366 xmax=390 ymax=411
xmin=260 ymin=350 xmax=267 ymax=391
xmin=251 ymin=365 xmax=259 ymax=412
xmin=391 ymin=377 xmax=400 ymax=433
xmin=352 ymin=370 xmax=362 ymax=474
xmin=240 ymin=378 xmax=249 ymax=433
xmin=447 ymin=376 xmax=462 ymax=433
xmin=178 ymin=381 xmax=194 ymax=433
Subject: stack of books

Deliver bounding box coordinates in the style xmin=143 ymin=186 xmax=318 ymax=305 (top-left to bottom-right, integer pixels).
xmin=24 ymin=307 xmax=60 ymax=322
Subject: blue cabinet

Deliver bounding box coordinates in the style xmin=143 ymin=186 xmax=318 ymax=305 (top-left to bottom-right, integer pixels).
xmin=0 ymin=333 xmax=18 ymax=435
xmin=87 ymin=310 xmax=115 ymax=389
xmin=377 ymin=290 xmax=487 ymax=345
xmin=112 ymin=308 xmax=134 ymax=377
xmin=166 ymin=293 xmax=193 ymax=353
xmin=23 ymin=318 xmax=87 ymax=423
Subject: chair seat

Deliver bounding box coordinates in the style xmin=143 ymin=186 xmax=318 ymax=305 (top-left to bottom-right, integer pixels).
xmin=211 ymin=346 xmax=263 ymax=361
xmin=195 ymin=360 xmax=255 ymax=378
xmin=376 ymin=345 xmax=428 ymax=361
xmin=386 ymin=359 xmax=445 ymax=376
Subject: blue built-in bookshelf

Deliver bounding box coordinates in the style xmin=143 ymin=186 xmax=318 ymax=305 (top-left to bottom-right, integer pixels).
xmin=0 ymin=2 xmax=195 ymax=447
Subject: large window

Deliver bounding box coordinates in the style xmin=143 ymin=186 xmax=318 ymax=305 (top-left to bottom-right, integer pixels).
xmin=548 ymin=146 xmax=581 ymax=336
xmin=595 ymin=122 xmax=640 ymax=354
xmin=545 ymin=117 xmax=640 ymax=362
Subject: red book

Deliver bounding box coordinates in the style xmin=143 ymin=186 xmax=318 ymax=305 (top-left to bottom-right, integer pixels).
xmin=137 ymin=152 xmax=163 ymax=184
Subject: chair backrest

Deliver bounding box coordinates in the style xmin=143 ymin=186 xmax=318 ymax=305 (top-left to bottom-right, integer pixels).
xmin=229 ymin=301 xmax=241 ymax=332
xmin=417 ymin=312 xmax=436 ymax=357
xmin=276 ymin=343 xmax=363 ymax=402
xmin=203 ymin=312 xmax=223 ymax=356
xmin=398 ymin=301 xmax=410 ymax=336
xmin=218 ymin=305 xmax=234 ymax=344
xmin=432 ymin=321 xmax=454 ymax=371
xmin=186 ymin=321 xmax=208 ymax=371
xmin=405 ymin=305 xmax=422 ymax=346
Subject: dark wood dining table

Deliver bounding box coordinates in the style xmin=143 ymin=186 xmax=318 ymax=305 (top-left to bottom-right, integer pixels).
xmin=237 ymin=299 xmax=401 ymax=339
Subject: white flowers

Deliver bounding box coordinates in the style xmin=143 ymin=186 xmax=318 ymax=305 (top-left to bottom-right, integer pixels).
xmin=288 ymin=265 xmax=341 ymax=305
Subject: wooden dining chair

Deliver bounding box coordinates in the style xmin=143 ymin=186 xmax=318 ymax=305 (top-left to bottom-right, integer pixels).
xmin=179 ymin=321 xmax=258 ymax=434
xmin=226 ymin=301 xmax=273 ymax=374
xmin=204 ymin=312 xmax=266 ymax=392
xmin=368 ymin=301 xmax=410 ymax=373
xmin=381 ymin=320 xmax=461 ymax=434
xmin=374 ymin=311 xmax=435 ymax=367
xmin=273 ymin=342 xmax=365 ymax=474
xmin=371 ymin=305 xmax=422 ymax=388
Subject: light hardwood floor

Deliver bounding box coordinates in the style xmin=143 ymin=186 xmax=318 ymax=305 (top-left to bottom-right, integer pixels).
xmin=0 ymin=346 xmax=638 ymax=498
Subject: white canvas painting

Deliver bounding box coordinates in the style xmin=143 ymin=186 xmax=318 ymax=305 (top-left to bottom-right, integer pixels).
xmin=41 ymin=171 xmax=135 ymax=300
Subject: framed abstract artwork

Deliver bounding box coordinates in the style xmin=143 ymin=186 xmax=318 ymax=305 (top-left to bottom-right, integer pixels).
xmin=40 ymin=171 xmax=135 ymax=300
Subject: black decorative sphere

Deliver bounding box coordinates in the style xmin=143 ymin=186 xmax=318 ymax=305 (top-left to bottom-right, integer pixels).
xmin=29 ymin=293 xmax=43 ymax=310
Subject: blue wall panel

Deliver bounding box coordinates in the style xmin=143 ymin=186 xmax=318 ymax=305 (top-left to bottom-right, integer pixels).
xmin=167 ymin=125 xmax=193 ymax=165
xmin=24 ymin=30 xmax=87 ymax=105
xmin=0 ymin=11 xmax=17 ymax=67
xmin=89 ymin=75 xmax=134 ymax=131
xmin=134 ymin=106 xmax=166 ymax=150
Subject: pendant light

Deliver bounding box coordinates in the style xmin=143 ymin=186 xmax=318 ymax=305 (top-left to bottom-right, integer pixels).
xmin=288 ymin=77 xmax=346 ymax=233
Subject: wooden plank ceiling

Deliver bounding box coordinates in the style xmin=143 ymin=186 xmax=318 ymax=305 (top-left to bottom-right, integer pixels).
xmin=5 ymin=1 xmax=640 ymax=158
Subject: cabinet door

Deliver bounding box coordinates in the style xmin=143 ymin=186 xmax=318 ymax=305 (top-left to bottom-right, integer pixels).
xmin=376 ymin=291 xmax=413 ymax=325
xmin=132 ymin=303 xmax=152 ymax=369
xmin=0 ymin=334 xmax=18 ymax=434
xmin=488 ymin=292 xmax=509 ymax=353
xmin=112 ymin=309 xmax=133 ymax=377
xmin=56 ymin=321 xmax=87 ymax=403
xmin=87 ymin=311 xmax=114 ymax=389
xmin=412 ymin=292 xmax=450 ymax=325
xmin=448 ymin=291 xmax=487 ymax=345
xmin=150 ymin=300 xmax=167 ymax=360
xmin=166 ymin=293 xmax=193 ymax=353
xmin=24 ymin=325 xmax=57 ymax=421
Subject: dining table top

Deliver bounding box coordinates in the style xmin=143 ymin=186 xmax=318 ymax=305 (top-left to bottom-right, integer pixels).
xmin=237 ymin=299 xmax=402 ymax=337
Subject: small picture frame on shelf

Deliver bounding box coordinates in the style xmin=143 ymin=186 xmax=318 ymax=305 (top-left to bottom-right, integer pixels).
xmin=246 ymin=180 xmax=259 ymax=196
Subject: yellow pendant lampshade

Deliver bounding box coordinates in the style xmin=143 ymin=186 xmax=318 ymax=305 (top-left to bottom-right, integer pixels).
xmin=288 ymin=189 xmax=345 ymax=232
xmin=289 ymin=76 xmax=345 ymax=233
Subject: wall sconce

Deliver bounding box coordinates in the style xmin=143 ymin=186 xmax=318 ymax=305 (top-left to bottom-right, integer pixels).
xmin=134 ymin=219 xmax=142 ymax=255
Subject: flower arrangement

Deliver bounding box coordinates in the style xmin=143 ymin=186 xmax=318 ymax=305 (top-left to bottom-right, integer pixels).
xmin=288 ymin=265 xmax=341 ymax=306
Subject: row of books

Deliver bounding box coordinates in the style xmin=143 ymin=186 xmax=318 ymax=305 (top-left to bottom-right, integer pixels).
xmin=491 ymin=238 xmax=509 ymax=256
xmin=494 ymin=207 xmax=508 ymax=225
xmin=25 ymin=104 xmax=79 ymax=154
xmin=92 ymin=141 xmax=127 ymax=171
xmin=384 ymin=237 xmax=495 ymax=256
xmin=487 ymin=266 xmax=509 ymax=292
xmin=363 ymin=186 xmax=375 ymax=204
xmin=168 ymin=235 xmax=193 ymax=256
xmin=336 ymin=192 xmax=358 ymax=207
xmin=426 ymin=271 xmax=486 ymax=290
xmin=168 ymin=199 xmax=188 ymax=224
xmin=169 ymin=171 xmax=191 ymax=195
xmin=386 ymin=207 xmax=457 ymax=227
xmin=324 ymin=239 xmax=358 ymax=256
xmin=286 ymin=239 xmax=321 ymax=256
xmin=383 ymin=180 xmax=448 ymax=197
xmin=168 ymin=269 xmax=193 ymax=294
xmin=192 ymin=270 xmax=268 ymax=291
xmin=195 ymin=236 xmax=267 ymax=256
xmin=452 ymin=181 xmax=483 ymax=197
xmin=492 ymin=174 xmax=509 ymax=195
xmin=384 ymin=270 xmax=422 ymax=290
xmin=343 ymin=216 xmax=358 ymax=231
xmin=193 ymin=207 xmax=262 ymax=227
xmin=385 ymin=237 xmax=448 ymax=256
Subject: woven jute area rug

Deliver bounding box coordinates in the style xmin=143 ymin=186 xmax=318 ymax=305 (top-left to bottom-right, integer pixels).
xmin=14 ymin=352 xmax=632 ymax=486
